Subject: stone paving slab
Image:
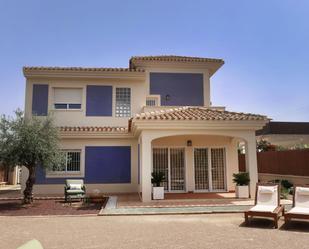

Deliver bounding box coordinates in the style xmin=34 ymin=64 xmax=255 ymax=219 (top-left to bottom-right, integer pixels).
xmin=99 ymin=204 xmax=293 ymax=216
xmin=99 ymin=195 xmax=293 ymax=216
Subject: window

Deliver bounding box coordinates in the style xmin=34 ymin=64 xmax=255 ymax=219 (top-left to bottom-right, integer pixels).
xmin=146 ymin=99 xmax=156 ymax=106
xmin=115 ymin=87 xmax=131 ymax=117
xmin=146 ymin=95 xmax=160 ymax=106
xmin=54 ymin=88 xmax=82 ymax=110
xmin=52 ymin=151 xmax=81 ymax=172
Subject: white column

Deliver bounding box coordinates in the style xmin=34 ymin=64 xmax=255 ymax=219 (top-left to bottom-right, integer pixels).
xmin=226 ymin=138 xmax=239 ymax=192
xmin=140 ymin=133 xmax=152 ymax=202
xmin=186 ymin=147 xmax=194 ymax=192
xmin=245 ymin=135 xmax=258 ymax=198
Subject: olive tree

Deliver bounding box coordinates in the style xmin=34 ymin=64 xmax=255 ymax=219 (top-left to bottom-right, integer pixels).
xmin=0 ymin=110 xmax=63 ymax=204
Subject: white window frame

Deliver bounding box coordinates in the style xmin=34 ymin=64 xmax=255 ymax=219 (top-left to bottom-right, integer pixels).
xmin=47 ymin=150 xmax=82 ymax=177
xmin=115 ymin=87 xmax=131 ymax=117
xmin=53 ymin=87 xmax=83 ymax=111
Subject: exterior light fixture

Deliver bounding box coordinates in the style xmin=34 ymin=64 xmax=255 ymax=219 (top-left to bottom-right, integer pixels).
xmin=165 ymin=94 xmax=171 ymax=101
xmin=187 ymin=140 xmax=192 ymax=147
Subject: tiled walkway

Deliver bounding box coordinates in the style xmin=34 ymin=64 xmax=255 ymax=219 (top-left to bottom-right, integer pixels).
xmin=116 ymin=193 xmax=255 ymax=208
xmin=100 ymin=193 xmax=293 ymax=216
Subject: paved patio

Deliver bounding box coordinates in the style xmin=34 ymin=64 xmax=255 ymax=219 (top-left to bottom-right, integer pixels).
xmin=100 ymin=193 xmax=292 ymax=215
xmin=1 ymin=214 xmax=309 ymax=249
xmin=116 ymin=192 xmax=255 ymax=208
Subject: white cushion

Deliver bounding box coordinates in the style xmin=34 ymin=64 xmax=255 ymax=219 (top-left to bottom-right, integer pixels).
xmin=259 ymin=186 xmax=276 ymax=194
xmin=250 ymin=205 xmax=277 ymax=213
xmin=297 ymin=187 xmax=309 ymax=196
xmin=256 ymin=185 xmax=278 ymax=207
xmin=287 ymin=207 xmax=309 ymax=215
xmin=69 ymin=184 xmax=82 ymax=190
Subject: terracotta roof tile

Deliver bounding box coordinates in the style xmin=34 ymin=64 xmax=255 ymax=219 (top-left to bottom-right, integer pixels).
xmin=59 ymin=126 xmax=128 ymax=133
xmin=23 ymin=66 xmax=144 ymax=73
xmin=130 ymin=55 xmax=224 ymax=64
xmin=134 ymin=107 xmax=268 ymax=121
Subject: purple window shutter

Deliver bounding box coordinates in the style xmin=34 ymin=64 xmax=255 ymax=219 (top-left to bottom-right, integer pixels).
xmin=86 ymin=85 xmax=113 ymax=116
xmin=150 ymin=73 xmax=204 ymax=106
xmin=32 ymin=84 xmax=49 ymax=116
xmin=85 ymin=146 xmax=131 ymax=183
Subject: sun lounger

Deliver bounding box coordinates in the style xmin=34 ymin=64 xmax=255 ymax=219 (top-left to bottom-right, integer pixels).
xmin=284 ymin=185 xmax=309 ymax=224
xmin=244 ymin=183 xmax=283 ymax=228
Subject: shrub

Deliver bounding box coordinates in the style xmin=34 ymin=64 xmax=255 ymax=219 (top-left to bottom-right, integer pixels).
xmin=151 ymin=171 xmax=165 ymax=187
xmin=233 ymin=172 xmax=250 ymax=186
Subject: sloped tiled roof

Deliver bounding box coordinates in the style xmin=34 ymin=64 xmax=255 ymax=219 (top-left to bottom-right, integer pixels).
xmin=130 ymin=55 xmax=224 ymax=64
xmin=23 ymin=66 xmax=145 ymax=73
xmin=59 ymin=126 xmax=128 ymax=133
xmin=134 ymin=107 xmax=268 ymax=121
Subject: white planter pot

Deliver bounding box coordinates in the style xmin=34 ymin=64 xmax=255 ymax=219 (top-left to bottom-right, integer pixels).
xmin=235 ymin=185 xmax=249 ymax=198
xmin=153 ymin=186 xmax=164 ymax=200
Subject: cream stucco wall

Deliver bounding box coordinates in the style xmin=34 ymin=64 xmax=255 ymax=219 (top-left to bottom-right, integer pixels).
xmin=21 ymin=137 xmax=139 ymax=195
xmin=21 ymin=134 xmax=241 ymax=195
xmin=24 ymin=77 xmax=146 ymax=127
xmin=24 ymin=67 xmax=213 ymax=127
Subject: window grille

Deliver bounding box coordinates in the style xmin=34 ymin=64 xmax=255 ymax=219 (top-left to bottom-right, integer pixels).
xmin=52 ymin=151 xmax=81 ymax=172
xmin=146 ymin=96 xmax=159 ymax=106
xmin=211 ymin=148 xmax=226 ymax=190
xmin=194 ymin=148 xmax=209 ymax=190
xmin=152 ymin=148 xmax=169 ymax=190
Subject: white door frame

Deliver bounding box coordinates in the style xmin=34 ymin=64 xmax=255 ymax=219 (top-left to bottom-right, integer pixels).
xmin=193 ymin=146 xmax=227 ymax=192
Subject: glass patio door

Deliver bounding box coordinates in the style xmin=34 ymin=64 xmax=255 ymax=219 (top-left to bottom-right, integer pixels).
xmin=170 ymin=148 xmax=185 ymax=191
xmin=211 ymin=148 xmax=226 ymax=191
xmin=194 ymin=148 xmax=226 ymax=191
xmin=152 ymin=148 xmax=169 ymax=190
xmin=194 ymin=148 xmax=209 ymax=190
xmin=152 ymin=147 xmax=185 ymax=192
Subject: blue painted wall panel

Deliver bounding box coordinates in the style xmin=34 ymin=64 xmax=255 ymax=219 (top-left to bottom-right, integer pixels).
xmin=85 ymin=146 xmax=131 ymax=183
xmin=32 ymin=84 xmax=49 ymax=116
xmin=86 ymin=85 xmax=113 ymax=116
xmin=35 ymin=167 xmax=80 ymax=184
xmin=150 ymin=73 xmax=204 ymax=106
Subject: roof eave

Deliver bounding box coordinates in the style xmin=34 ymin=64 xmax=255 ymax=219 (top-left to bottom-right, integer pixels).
xmin=23 ymin=68 xmax=146 ymax=80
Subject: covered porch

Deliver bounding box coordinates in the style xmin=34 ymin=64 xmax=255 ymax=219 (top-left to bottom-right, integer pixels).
xmin=138 ymin=130 xmax=259 ymax=202
xmin=131 ymin=107 xmax=269 ymax=202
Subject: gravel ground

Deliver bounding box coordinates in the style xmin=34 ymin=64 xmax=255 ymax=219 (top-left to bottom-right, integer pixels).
xmin=1 ymin=213 xmax=309 ymax=249
xmin=0 ymin=199 xmax=103 ymax=216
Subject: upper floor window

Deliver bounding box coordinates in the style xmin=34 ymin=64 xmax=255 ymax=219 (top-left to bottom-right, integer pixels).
xmin=115 ymin=87 xmax=131 ymax=117
xmin=146 ymin=95 xmax=160 ymax=106
xmin=54 ymin=88 xmax=82 ymax=110
xmin=52 ymin=150 xmax=81 ymax=173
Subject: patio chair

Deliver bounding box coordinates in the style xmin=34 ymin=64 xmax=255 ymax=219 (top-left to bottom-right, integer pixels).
xmin=244 ymin=183 xmax=283 ymax=228
xmin=284 ymin=185 xmax=309 ymax=224
xmin=64 ymin=179 xmax=86 ymax=203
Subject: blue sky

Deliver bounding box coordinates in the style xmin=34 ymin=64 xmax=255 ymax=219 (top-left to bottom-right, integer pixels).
xmin=0 ymin=0 xmax=308 ymax=121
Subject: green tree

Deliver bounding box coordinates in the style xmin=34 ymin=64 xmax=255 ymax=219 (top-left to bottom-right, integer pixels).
xmin=0 ymin=110 xmax=64 ymax=204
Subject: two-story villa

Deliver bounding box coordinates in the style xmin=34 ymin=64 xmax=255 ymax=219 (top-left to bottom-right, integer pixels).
xmin=22 ymin=55 xmax=268 ymax=202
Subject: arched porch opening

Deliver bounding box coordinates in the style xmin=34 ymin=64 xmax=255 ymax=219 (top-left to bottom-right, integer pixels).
xmin=139 ymin=130 xmax=258 ymax=202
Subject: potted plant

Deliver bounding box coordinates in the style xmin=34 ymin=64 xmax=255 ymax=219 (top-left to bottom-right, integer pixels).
xmin=233 ymin=172 xmax=250 ymax=198
xmin=151 ymin=171 xmax=165 ymax=200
